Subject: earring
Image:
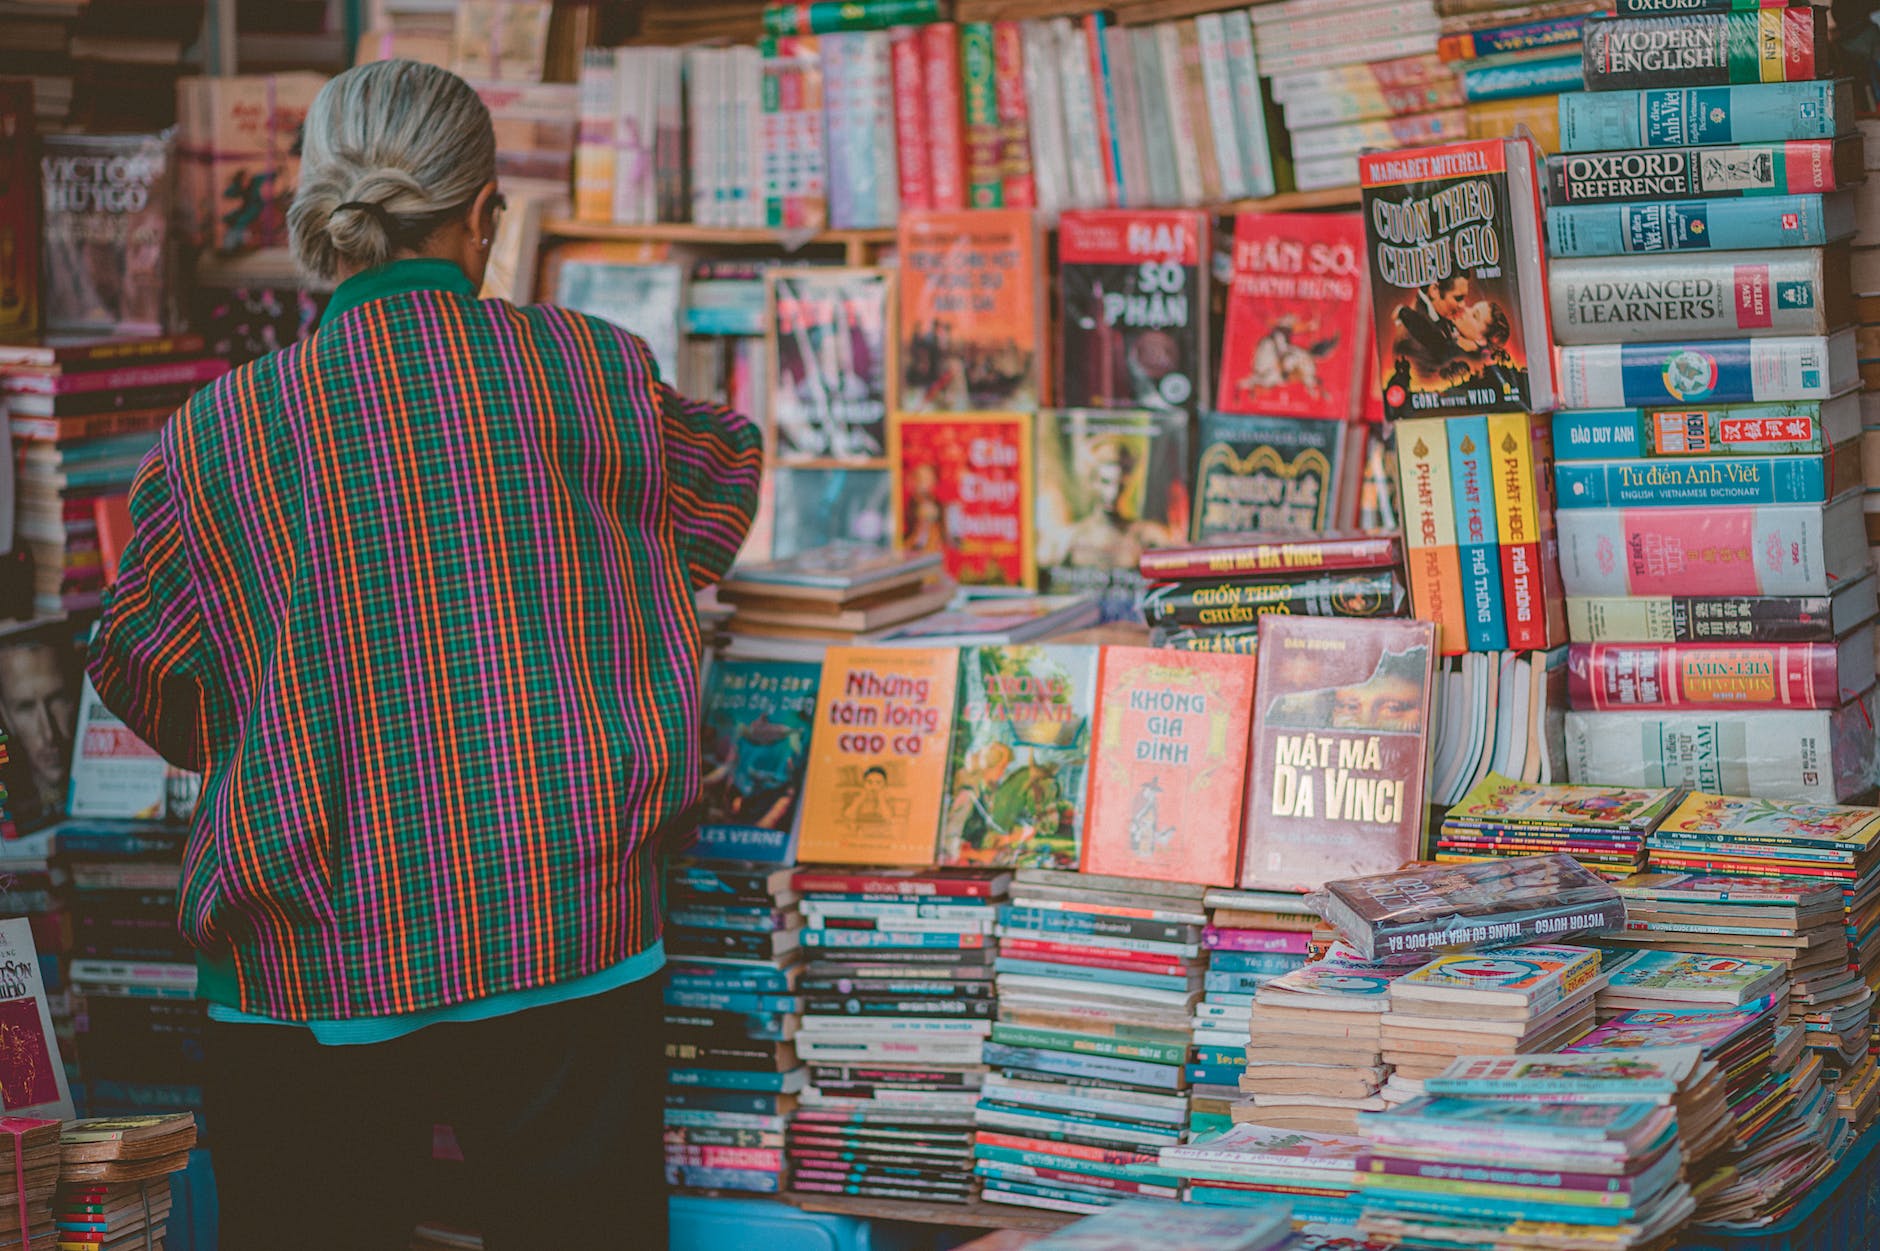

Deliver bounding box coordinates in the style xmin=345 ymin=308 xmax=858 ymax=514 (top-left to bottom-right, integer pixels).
xmin=481 ymin=237 xmax=491 ymax=247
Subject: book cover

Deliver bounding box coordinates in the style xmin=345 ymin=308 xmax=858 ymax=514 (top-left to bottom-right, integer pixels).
xmin=1395 ymin=417 xmax=1467 ymax=655
xmin=1393 ymin=945 xmax=1602 ymax=1007
xmin=1141 ymin=570 xmax=1409 ymax=629
xmin=1425 ymin=1047 xmax=1700 ymax=1097
xmin=0 ymin=82 xmax=38 ymax=341
xmin=1081 ymin=647 xmax=1258 ymax=888
xmin=1035 ymin=408 xmax=1189 ymax=620
xmin=1056 ymin=210 xmax=1208 ymax=415
xmin=797 ymin=646 xmax=960 ymax=866
xmin=1565 ymin=1000 xmax=1769 ymax=1054
xmin=66 ymin=676 xmax=194 ymax=823
xmin=0 ymin=917 xmax=73 ymax=1120
xmin=1214 ymin=212 xmax=1369 ymax=420
xmin=1655 ymin=791 xmax=1880 ymax=850
xmin=1446 ymin=772 xmax=1681 ymax=832
xmin=767 ymin=268 xmax=893 ymax=462
xmin=1140 ymin=533 xmax=1402 ymax=583
xmin=40 ymin=132 xmax=176 ymax=335
xmin=1319 ymin=853 xmax=1628 ymax=960
xmin=1550 ymin=249 xmax=1849 ymax=345
xmin=890 ymin=412 xmax=1033 ymax=589
xmin=1546 ymin=138 xmax=1863 ymax=205
xmin=1485 ymin=411 xmax=1561 ymax=652
xmin=938 ymin=645 xmax=1098 ymax=872
xmin=769 ymin=465 xmax=892 ymax=560
xmin=1448 ymin=415 xmax=1508 ymax=651
xmin=1602 ymin=950 xmax=1783 ymax=1001
xmin=1545 ymin=193 xmax=1858 ymax=257
xmin=177 ymin=73 xmax=323 ymax=254
xmin=1565 ymin=576 xmax=1876 ymax=644
xmin=696 ymin=657 xmax=821 ymax=865
xmin=554 ymin=259 xmax=683 ymax=382
xmin=1552 ymin=494 xmax=1866 ymax=597
xmin=1241 ymin=617 xmax=1438 ymax=894
xmin=1552 ymin=395 xmax=1859 ymax=460
xmin=1192 ymin=412 xmax=1347 ymax=539
xmin=1559 ymin=81 xmax=1853 ymax=153
xmin=1361 ymin=139 xmax=1551 ymax=417
xmin=898 ymin=209 xmax=1041 ymax=412
xmin=1555 ymin=332 xmax=1857 ymax=407
xmin=1554 ymin=448 xmax=1858 ymax=509
xmin=1581 ymin=10 xmax=1824 ymax=91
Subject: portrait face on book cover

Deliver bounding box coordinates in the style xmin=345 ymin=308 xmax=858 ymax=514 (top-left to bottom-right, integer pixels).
xmin=1263 ymin=642 xmax=1429 ymax=735
xmin=0 ymin=625 xmax=80 ymax=831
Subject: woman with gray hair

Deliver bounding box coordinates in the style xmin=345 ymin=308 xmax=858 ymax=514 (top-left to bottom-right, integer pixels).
xmin=88 ymin=59 xmax=761 ymax=1249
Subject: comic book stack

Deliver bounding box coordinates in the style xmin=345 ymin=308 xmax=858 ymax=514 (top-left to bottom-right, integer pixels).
xmin=1158 ymin=1121 xmax=1368 ymax=1219
xmin=0 ymin=333 xmax=228 ymax=615
xmin=973 ymin=869 xmax=1204 ymax=1214
xmin=1442 ymin=0 xmax=1591 ymax=151
xmin=1434 ymin=773 xmax=1681 ymax=878
xmin=1543 ymin=17 xmax=1878 ymax=803
xmin=1137 ymin=533 xmax=1409 ymax=656
xmin=787 ymin=867 xmax=1008 ymax=1205
xmin=55 ymin=1114 xmax=196 ymax=1251
xmin=660 ymin=856 xmax=806 ymax=1195
xmin=1381 ymin=945 xmax=1609 ymax=1085
xmin=1238 ymin=944 xmax=1424 ymax=1138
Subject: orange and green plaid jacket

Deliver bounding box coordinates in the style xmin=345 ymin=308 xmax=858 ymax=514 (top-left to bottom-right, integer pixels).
xmin=88 ymin=259 xmax=762 ymax=1021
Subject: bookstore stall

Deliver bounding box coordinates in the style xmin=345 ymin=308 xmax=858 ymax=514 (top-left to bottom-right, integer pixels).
xmin=4 ymin=0 xmax=1880 ymax=1248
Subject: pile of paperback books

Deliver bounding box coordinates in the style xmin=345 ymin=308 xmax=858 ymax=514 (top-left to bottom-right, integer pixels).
xmin=788 ymin=867 xmax=1007 ymax=1204
xmin=55 ymin=1114 xmax=196 ymax=1251
xmin=1382 ymin=945 xmax=1608 ymax=1084
xmin=1435 ymin=773 xmax=1681 ymax=878
xmin=1158 ymin=1121 xmax=1367 ymax=1221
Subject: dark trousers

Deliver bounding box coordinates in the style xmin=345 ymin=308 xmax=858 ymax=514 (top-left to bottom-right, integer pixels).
xmin=203 ymin=974 xmax=667 ymax=1251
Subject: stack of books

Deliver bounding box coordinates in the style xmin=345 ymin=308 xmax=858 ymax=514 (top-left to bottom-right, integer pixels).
xmin=55 ymin=1114 xmax=197 ymax=1251
xmin=786 ymin=867 xmax=1007 ymax=1204
xmin=974 ymin=868 xmax=1204 ymax=1214
xmin=1595 ymin=949 xmax=1787 ymax=1020
xmin=1240 ymin=944 xmax=1422 ymax=1133
xmin=660 ymin=860 xmax=804 ymax=1195
xmin=1641 ymin=793 xmax=1877 ymax=1073
xmin=1188 ymin=887 xmax=1319 ymax=1136
xmin=1381 ymin=945 xmax=1606 ymax=1085
xmin=1442 ymin=0 xmax=1588 ymax=149
xmin=1354 ymin=1091 xmax=1695 ymax=1248
xmin=1544 ymin=51 xmax=1876 ymax=804
xmin=710 ymin=546 xmax=953 ymax=663
xmin=1158 ymin=1122 xmax=1366 ymax=1221
xmin=1137 ymin=532 xmax=1408 ymax=655
xmin=58 ymin=822 xmax=202 ymax=1115
xmin=1435 ymin=773 xmax=1680 ymax=879
xmin=1015 ymin=1200 xmax=1294 ymax=1251
xmin=0 ymin=334 xmax=227 ymax=615
xmin=0 ymin=1118 xmax=59 ymax=1251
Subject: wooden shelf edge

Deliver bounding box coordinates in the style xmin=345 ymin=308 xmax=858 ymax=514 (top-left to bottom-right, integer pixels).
xmin=782 ymin=1192 xmax=1082 ymax=1233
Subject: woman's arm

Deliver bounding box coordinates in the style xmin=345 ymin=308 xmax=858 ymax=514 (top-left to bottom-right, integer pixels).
xmin=87 ymin=448 xmax=217 ymax=772
xmin=659 ymin=382 xmax=764 ymax=589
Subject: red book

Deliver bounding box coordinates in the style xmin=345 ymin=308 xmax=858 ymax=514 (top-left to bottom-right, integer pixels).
xmin=973 ymin=1131 xmax=1161 ymax=1166
xmin=992 ymin=21 xmax=1035 ymax=210
xmin=1529 ymin=419 xmax=1569 ymax=647
xmin=921 ymin=23 xmax=967 ymax=210
xmin=1567 ymin=636 xmax=1871 ymax=711
xmin=790 ymin=868 xmax=1010 ymax=899
xmin=1138 ymin=532 xmax=1401 ymax=584
xmin=997 ymin=938 xmax=1192 ymax=976
xmin=1215 ymin=212 xmax=1370 ymax=421
xmin=1082 ymin=14 xmax=1120 ymax=207
xmin=1240 ymin=617 xmax=1437 ymax=894
xmin=888 ymin=28 xmax=932 ymax=212
xmin=2 ymin=357 xmax=228 ymax=396
xmin=0 ymin=332 xmax=206 ymax=370
xmin=1081 ymin=646 xmax=1258 ymax=888
xmin=94 ymin=495 xmax=132 ymax=584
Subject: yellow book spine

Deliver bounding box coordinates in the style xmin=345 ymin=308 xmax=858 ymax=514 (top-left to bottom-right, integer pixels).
xmin=1396 ymin=417 xmax=1466 ymax=654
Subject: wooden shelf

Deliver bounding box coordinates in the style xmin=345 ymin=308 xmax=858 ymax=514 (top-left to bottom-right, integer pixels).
xmin=784 ymin=1193 xmax=1080 ymax=1233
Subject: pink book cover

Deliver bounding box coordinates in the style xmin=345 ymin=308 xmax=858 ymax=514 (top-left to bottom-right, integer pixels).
xmin=1241 ymin=617 xmax=1437 ymax=893
xmin=921 ymin=23 xmax=967 ymax=210
xmin=1081 ymin=646 xmax=1257 ymax=887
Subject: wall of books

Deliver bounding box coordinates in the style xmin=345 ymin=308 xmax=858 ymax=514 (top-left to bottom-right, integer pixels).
xmin=4 ymin=0 xmax=1880 ymax=1248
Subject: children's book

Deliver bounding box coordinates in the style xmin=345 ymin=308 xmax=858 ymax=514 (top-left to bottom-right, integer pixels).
xmin=1391 ymin=945 xmax=1602 ymax=1010
xmin=1445 ymin=773 xmax=1682 ymax=834
xmin=1425 ymin=1047 xmax=1702 ymax=1099
xmin=1080 ymin=646 xmax=1258 ymax=888
xmin=1600 ymin=951 xmax=1786 ymax=1005
xmin=1567 ymin=999 xmax=1772 ymax=1055
xmin=1654 ymin=793 xmax=1880 ymax=853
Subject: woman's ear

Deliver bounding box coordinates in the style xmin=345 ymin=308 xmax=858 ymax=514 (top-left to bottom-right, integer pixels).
xmin=470 ymin=181 xmax=501 ymax=249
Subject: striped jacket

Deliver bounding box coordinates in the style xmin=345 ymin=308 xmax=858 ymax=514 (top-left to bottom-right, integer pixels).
xmin=88 ymin=260 xmax=762 ymax=1021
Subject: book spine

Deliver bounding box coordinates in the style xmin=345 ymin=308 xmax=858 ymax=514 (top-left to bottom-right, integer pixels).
xmin=1288 ymin=110 xmax=1470 ymax=160
xmin=1546 ymin=195 xmax=1839 ymax=256
xmin=922 ymin=23 xmax=967 ymax=209
xmin=1084 ymin=14 xmax=1124 ymax=206
xmin=1018 ymin=22 xmax=1068 ymax=216
xmin=575 ymin=50 xmax=617 ymax=222
xmin=960 ymin=23 xmax=1004 ymax=208
xmin=1462 ymin=52 xmax=1584 ymax=102
xmin=1553 ymin=401 xmax=1841 ymax=459
xmin=1582 ymin=10 xmax=1821 ymax=91
xmin=1269 ymin=52 xmax=1451 ymax=101
xmin=1556 ymin=452 xmax=1842 ymax=508
xmin=1138 ymin=535 xmax=1402 ymax=581
xmin=1448 ymin=415 xmax=1509 ymax=651
xmin=1559 ymin=81 xmax=1849 ymax=153
xmin=1566 ymin=640 xmax=1842 ymax=709
xmin=1374 ymin=896 xmax=1628 ymax=957
xmin=887 ymin=29 xmax=932 ymax=212
xmin=1548 ymin=140 xmax=1854 ymax=205
xmin=793 ymin=872 xmax=999 ymax=898
xmin=1440 ymin=13 xmax=1587 ymax=61
xmin=1551 ymin=250 xmax=1837 ymax=345
xmin=1159 ymin=24 xmax=1205 ymax=207
xmin=1564 ymin=701 xmax=1861 ymax=799
xmin=1614 ymin=0 xmax=1799 ymax=10
xmin=1396 ymin=417 xmax=1469 ymax=655
xmin=989 ymin=1025 xmax=1188 ymax=1064
xmin=992 ymin=22 xmax=1036 ymax=209
xmin=1194 ymin=16 xmax=1243 ymax=200
xmin=1556 ymin=336 xmax=1847 ymax=407
xmin=1486 ymin=412 xmax=1549 ymax=651
xmin=1139 ymin=571 xmax=1410 ymax=627
xmin=1566 ymin=593 xmax=1839 ymax=642
xmin=1220 ymin=11 xmax=1276 ymax=199
xmin=864 ymin=32 xmax=900 ymax=227
xmin=762 ymin=0 xmax=944 ymax=36
xmin=1552 ymin=498 xmax=1857 ymax=596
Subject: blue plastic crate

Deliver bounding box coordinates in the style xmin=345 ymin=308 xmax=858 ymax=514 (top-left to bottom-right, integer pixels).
xmin=1674 ymin=1122 xmax=1880 ymax=1251
xmin=670 ymin=1195 xmax=928 ymax=1251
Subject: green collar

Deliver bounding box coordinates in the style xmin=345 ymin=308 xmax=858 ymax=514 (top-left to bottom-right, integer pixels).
xmin=320 ymin=257 xmax=478 ymax=327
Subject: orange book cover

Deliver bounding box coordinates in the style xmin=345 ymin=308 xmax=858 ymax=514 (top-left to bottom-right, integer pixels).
xmin=797 ymin=645 xmax=960 ymax=866
xmin=1080 ymin=646 xmax=1258 ymax=887
xmin=95 ymin=495 xmax=132 ymax=585
xmin=890 ymin=412 xmax=1034 ymax=589
xmin=897 ymin=208 xmax=1043 ymax=413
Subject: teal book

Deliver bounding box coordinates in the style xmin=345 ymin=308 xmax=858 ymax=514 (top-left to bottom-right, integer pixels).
xmin=1559 ymin=80 xmax=1854 ymax=151
xmin=1463 ymin=53 xmax=1582 ymax=102
xmin=1553 ymin=448 xmax=1853 ymax=508
xmin=1447 ymin=415 xmax=1507 ymax=651
xmin=1548 ymin=194 xmax=1856 ymax=256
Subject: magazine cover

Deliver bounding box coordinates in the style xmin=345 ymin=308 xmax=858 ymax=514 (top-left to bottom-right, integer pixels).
xmin=898 ymin=208 xmax=1042 ymax=411
xmin=1241 ymin=617 xmax=1437 ymax=893
xmin=938 ymin=644 xmax=1098 ymax=870
xmin=1056 ymin=208 xmax=1209 ymax=413
xmin=0 ymin=622 xmax=81 ymax=832
xmin=66 ymin=676 xmax=197 ymax=823
xmin=1192 ymin=412 xmax=1349 ymax=539
xmin=40 ymin=132 xmax=176 ymax=335
xmin=1035 ymin=408 xmax=1189 ymax=619
xmin=0 ymin=917 xmax=72 ymax=1120
xmin=890 ymin=412 xmax=1033 ymax=588
xmin=1081 ymin=646 xmax=1258 ymax=887
xmin=695 ymin=657 xmax=821 ymax=864
xmin=554 ymin=259 xmax=684 ymax=381
xmin=1215 ymin=211 xmax=1369 ymax=420
xmin=767 ymin=267 xmax=893 ymax=461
